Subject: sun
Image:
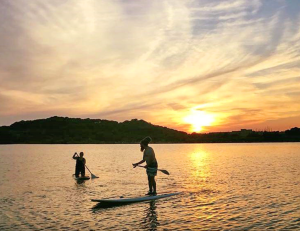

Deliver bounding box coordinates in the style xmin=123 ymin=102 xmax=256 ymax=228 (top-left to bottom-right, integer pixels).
xmin=183 ymin=110 xmax=215 ymax=133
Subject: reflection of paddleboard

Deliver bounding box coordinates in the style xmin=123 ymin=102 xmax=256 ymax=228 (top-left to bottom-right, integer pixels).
xmin=73 ymin=175 xmax=90 ymax=180
xmin=91 ymin=192 xmax=180 ymax=204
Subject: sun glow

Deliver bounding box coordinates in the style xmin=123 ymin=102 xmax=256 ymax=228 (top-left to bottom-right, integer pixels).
xmin=184 ymin=110 xmax=215 ymax=133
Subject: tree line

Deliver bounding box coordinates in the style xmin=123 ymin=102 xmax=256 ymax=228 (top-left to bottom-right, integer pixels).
xmin=0 ymin=116 xmax=299 ymax=144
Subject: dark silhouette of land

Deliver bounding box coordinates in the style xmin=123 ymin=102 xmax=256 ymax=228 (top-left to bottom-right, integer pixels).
xmin=0 ymin=116 xmax=299 ymax=144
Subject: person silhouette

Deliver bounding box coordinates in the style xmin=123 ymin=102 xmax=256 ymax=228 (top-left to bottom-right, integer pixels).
xmin=72 ymin=152 xmax=86 ymax=177
xmin=133 ymin=137 xmax=158 ymax=195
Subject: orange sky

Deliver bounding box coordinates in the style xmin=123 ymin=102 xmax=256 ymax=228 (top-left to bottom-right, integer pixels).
xmin=0 ymin=0 xmax=300 ymax=133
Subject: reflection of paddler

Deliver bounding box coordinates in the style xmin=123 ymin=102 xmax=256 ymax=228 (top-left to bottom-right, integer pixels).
xmin=143 ymin=201 xmax=158 ymax=230
xmin=72 ymin=152 xmax=86 ymax=177
xmin=133 ymin=137 xmax=158 ymax=195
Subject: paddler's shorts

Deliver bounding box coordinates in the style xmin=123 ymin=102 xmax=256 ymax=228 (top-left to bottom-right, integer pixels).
xmin=146 ymin=167 xmax=157 ymax=177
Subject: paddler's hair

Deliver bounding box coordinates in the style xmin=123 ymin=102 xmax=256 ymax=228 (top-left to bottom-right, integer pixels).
xmin=140 ymin=136 xmax=152 ymax=146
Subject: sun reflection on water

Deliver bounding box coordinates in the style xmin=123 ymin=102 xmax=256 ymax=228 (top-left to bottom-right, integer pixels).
xmin=190 ymin=150 xmax=210 ymax=182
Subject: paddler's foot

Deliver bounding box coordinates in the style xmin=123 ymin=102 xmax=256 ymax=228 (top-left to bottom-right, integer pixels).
xmin=145 ymin=191 xmax=153 ymax=196
xmin=152 ymin=192 xmax=157 ymax=196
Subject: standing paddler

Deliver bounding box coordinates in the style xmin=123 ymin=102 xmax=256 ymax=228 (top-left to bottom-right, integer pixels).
xmin=72 ymin=152 xmax=86 ymax=177
xmin=133 ymin=137 xmax=158 ymax=195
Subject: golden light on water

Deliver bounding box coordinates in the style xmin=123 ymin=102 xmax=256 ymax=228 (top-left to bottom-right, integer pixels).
xmin=190 ymin=150 xmax=209 ymax=179
xmin=183 ymin=110 xmax=215 ymax=133
xmin=188 ymin=149 xmax=211 ymax=191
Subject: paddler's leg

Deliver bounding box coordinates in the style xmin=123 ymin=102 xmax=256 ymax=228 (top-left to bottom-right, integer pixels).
xmin=75 ymin=166 xmax=80 ymax=178
xmin=152 ymin=176 xmax=156 ymax=195
xmin=148 ymin=175 xmax=152 ymax=193
xmin=148 ymin=176 xmax=156 ymax=195
xmin=78 ymin=166 xmax=85 ymax=177
xmin=81 ymin=166 xmax=85 ymax=177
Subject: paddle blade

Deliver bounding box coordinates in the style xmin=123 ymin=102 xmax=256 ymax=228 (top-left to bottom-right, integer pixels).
xmin=159 ymin=169 xmax=170 ymax=175
xmin=91 ymin=174 xmax=99 ymax=179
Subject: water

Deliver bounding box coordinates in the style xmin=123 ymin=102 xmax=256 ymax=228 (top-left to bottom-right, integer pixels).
xmin=0 ymin=143 xmax=300 ymax=230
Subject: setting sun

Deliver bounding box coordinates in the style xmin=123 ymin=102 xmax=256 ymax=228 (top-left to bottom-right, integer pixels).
xmin=184 ymin=110 xmax=215 ymax=133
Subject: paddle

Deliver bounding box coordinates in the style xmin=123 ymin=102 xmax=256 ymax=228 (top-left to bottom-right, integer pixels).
xmin=75 ymin=153 xmax=99 ymax=179
xmin=85 ymin=165 xmax=99 ymax=179
xmin=135 ymin=165 xmax=170 ymax=175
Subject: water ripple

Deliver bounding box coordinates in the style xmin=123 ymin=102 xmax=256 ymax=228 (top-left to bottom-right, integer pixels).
xmin=0 ymin=143 xmax=299 ymax=230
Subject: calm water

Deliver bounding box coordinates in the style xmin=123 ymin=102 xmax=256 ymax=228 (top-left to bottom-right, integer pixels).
xmin=0 ymin=143 xmax=300 ymax=230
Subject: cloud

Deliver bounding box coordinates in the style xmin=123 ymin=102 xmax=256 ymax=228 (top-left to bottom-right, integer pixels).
xmin=0 ymin=0 xmax=300 ymax=132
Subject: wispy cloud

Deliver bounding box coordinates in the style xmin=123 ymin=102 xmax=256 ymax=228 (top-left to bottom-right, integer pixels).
xmin=0 ymin=0 xmax=300 ymax=132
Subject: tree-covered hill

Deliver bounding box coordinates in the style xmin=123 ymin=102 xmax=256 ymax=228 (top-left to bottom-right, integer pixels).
xmin=0 ymin=116 xmax=188 ymax=144
xmin=0 ymin=116 xmax=299 ymax=144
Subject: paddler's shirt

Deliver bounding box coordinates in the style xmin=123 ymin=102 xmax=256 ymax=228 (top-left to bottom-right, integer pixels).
xmin=75 ymin=157 xmax=86 ymax=168
xmin=143 ymin=147 xmax=158 ymax=168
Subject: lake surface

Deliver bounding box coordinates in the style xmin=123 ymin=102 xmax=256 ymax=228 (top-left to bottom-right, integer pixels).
xmin=0 ymin=143 xmax=300 ymax=230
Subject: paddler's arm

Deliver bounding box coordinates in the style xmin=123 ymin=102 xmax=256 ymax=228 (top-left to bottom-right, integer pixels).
xmin=72 ymin=152 xmax=78 ymax=159
xmin=83 ymin=158 xmax=86 ymax=165
xmin=132 ymin=160 xmax=145 ymax=168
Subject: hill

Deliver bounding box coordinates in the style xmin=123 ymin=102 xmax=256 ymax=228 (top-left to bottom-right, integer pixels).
xmin=0 ymin=116 xmax=188 ymax=144
xmin=0 ymin=116 xmax=299 ymax=144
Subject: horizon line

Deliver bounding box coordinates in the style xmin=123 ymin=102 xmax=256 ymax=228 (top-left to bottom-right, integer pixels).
xmin=1 ymin=115 xmax=299 ymax=134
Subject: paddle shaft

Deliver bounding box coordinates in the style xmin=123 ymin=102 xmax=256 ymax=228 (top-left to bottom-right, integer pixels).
xmin=136 ymin=165 xmax=170 ymax=175
xmin=85 ymin=165 xmax=92 ymax=174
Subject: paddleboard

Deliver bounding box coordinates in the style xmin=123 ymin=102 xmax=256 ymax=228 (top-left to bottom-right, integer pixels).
xmin=91 ymin=192 xmax=181 ymax=204
xmin=73 ymin=175 xmax=90 ymax=180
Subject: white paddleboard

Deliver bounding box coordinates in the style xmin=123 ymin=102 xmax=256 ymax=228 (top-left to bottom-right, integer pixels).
xmin=91 ymin=192 xmax=181 ymax=204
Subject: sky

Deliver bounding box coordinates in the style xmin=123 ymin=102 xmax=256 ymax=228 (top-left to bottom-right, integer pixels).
xmin=0 ymin=0 xmax=300 ymax=133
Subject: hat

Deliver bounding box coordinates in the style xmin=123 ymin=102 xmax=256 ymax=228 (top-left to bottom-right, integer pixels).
xmin=140 ymin=136 xmax=152 ymax=146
